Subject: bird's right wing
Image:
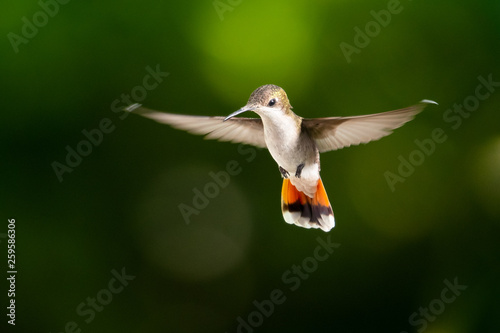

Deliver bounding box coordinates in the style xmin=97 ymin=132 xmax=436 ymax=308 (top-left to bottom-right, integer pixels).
xmin=125 ymin=104 xmax=267 ymax=148
xmin=303 ymin=100 xmax=437 ymax=153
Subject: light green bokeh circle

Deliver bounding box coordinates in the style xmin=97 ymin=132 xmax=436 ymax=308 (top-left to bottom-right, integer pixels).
xmin=189 ymin=1 xmax=319 ymax=103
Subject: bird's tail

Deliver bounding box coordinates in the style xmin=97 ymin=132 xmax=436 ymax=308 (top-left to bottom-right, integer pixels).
xmin=281 ymin=178 xmax=335 ymax=232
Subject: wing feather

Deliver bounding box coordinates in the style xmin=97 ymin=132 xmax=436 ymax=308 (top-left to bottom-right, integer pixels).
xmin=126 ymin=104 xmax=266 ymax=148
xmin=303 ymin=100 xmax=437 ymax=153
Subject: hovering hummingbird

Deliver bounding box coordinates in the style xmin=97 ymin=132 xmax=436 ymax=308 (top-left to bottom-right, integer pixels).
xmin=126 ymin=84 xmax=436 ymax=232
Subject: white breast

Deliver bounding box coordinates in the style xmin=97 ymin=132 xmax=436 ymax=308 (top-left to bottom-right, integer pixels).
xmin=260 ymin=114 xmax=321 ymax=198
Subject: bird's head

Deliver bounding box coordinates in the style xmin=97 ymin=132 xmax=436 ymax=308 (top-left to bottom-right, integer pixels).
xmin=224 ymin=84 xmax=293 ymax=121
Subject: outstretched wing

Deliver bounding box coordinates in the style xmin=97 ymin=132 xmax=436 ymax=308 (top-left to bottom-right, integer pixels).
xmin=303 ymin=100 xmax=437 ymax=153
xmin=125 ymin=104 xmax=267 ymax=148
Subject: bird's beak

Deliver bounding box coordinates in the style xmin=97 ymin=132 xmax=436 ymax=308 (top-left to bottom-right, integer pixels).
xmin=224 ymin=106 xmax=254 ymax=121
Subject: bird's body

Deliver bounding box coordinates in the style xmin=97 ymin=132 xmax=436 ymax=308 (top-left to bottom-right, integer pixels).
xmin=127 ymin=84 xmax=436 ymax=232
xmin=260 ymin=107 xmax=319 ymax=197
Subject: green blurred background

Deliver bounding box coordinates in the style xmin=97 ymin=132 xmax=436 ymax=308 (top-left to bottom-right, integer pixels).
xmin=2 ymin=0 xmax=500 ymax=332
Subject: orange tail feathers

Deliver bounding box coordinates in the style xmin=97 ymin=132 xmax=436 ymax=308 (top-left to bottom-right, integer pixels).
xmin=281 ymin=178 xmax=335 ymax=232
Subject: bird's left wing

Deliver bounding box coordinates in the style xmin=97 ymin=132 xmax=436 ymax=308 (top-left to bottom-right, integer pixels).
xmin=125 ymin=104 xmax=267 ymax=148
xmin=303 ymin=100 xmax=437 ymax=153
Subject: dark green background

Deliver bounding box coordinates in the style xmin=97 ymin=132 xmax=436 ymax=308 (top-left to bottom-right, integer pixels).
xmin=2 ymin=0 xmax=499 ymax=332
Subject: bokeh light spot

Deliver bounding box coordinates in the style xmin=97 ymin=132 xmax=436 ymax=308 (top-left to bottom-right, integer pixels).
xmin=135 ymin=164 xmax=253 ymax=281
xmin=189 ymin=1 xmax=318 ymax=103
xmin=470 ymin=136 xmax=500 ymax=219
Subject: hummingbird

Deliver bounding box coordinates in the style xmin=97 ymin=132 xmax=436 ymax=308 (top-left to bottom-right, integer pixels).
xmin=126 ymin=84 xmax=436 ymax=232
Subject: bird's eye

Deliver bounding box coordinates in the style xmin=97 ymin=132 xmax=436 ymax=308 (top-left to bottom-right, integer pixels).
xmin=268 ymin=98 xmax=277 ymax=107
